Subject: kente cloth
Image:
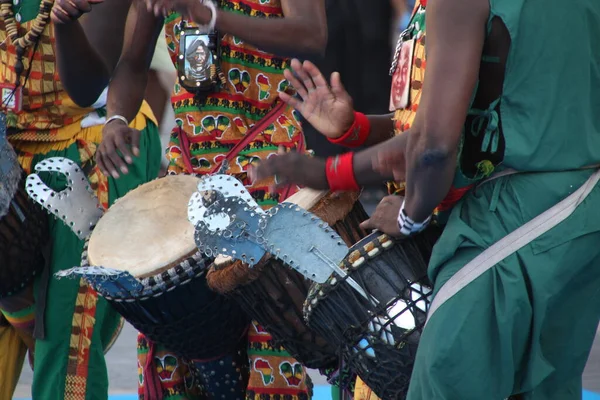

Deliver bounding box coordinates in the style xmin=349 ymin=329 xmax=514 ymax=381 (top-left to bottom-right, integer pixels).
xmin=9 ymin=105 xmax=161 ymax=400
xmin=0 ymin=321 xmax=27 ymax=400
xmin=0 ymin=21 xmax=97 ymax=141
xmin=137 ymin=333 xmax=208 ymax=400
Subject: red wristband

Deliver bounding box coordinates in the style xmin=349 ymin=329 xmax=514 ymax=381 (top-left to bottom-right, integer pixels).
xmin=328 ymin=112 xmax=371 ymax=148
xmin=325 ymin=152 xmax=360 ymax=192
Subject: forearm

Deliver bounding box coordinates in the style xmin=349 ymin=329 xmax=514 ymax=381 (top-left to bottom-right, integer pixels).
xmin=106 ymin=63 xmax=149 ymax=122
xmin=54 ymin=22 xmax=110 ymax=107
xmin=208 ymin=11 xmax=326 ymax=58
xmin=364 ymin=113 xmax=395 ymax=147
xmin=352 ymin=133 xmax=408 ymax=186
xmin=403 ymin=131 xmax=457 ymax=222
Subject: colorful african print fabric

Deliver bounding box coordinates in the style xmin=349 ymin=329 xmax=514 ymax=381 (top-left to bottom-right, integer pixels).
xmin=142 ymin=2 xmax=313 ymax=399
xmin=0 ymin=16 xmax=96 ymax=141
xmin=163 ymin=0 xmax=303 ymax=209
xmin=137 ymin=333 xmax=208 ymax=400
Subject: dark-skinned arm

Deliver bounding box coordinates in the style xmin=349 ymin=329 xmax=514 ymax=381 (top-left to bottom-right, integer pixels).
xmin=192 ymin=0 xmax=327 ymax=58
xmin=402 ymin=0 xmax=488 ymax=222
xmin=54 ymin=0 xmax=132 ymax=107
xmin=106 ymin=1 xmax=164 ymax=123
xmin=362 ymin=113 xmax=395 ymax=147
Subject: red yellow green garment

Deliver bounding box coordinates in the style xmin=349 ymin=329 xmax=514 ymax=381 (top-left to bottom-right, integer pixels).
xmin=138 ymin=1 xmax=312 ymax=399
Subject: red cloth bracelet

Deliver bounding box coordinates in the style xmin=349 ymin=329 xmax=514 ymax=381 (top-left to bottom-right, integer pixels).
xmin=325 ymin=152 xmax=360 ymax=192
xmin=328 ymin=112 xmax=371 ymax=148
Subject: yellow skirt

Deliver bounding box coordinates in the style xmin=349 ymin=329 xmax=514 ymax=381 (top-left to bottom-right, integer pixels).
xmin=0 ymin=322 xmax=27 ymax=400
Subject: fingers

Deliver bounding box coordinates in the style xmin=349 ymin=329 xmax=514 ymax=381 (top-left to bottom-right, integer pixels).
xmin=330 ymin=72 xmax=352 ymax=102
xmin=284 ymin=62 xmax=308 ymax=100
xmin=278 ymin=91 xmax=304 ymax=113
xmin=130 ymin=128 xmax=141 ymax=157
xmin=292 ymin=59 xmax=316 ymax=93
xmin=97 ymin=139 xmax=121 ymax=179
xmin=359 ymin=218 xmax=375 ymax=231
xmin=113 ymin=134 xmax=133 ymax=169
xmin=303 ymin=60 xmax=329 ymax=89
xmin=51 ymin=5 xmax=72 ymax=23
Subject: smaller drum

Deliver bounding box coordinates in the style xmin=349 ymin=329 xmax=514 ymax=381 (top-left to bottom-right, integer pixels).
xmin=0 ymin=132 xmax=48 ymax=299
xmin=81 ymin=175 xmax=250 ymax=361
xmin=206 ymin=190 xmax=369 ymax=369
xmin=303 ymin=227 xmax=442 ymax=399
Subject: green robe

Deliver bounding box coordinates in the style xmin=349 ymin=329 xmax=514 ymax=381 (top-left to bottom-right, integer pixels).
xmin=407 ymin=1 xmax=600 ymax=399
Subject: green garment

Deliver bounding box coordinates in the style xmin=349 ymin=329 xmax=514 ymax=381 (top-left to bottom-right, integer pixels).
xmin=408 ymin=170 xmax=600 ymax=399
xmin=407 ymin=2 xmax=600 ymax=399
xmin=30 ymin=122 xmax=161 ymax=400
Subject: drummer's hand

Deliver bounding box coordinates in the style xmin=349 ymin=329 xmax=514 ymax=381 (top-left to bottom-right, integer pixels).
xmin=372 ymin=135 xmax=407 ymax=182
xmin=97 ymin=120 xmax=140 ymax=179
xmin=280 ymin=59 xmax=355 ymax=140
xmin=360 ymin=196 xmax=405 ymax=238
xmin=51 ymin=0 xmax=103 ymax=24
xmin=249 ymin=152 xmax=329 ymax=191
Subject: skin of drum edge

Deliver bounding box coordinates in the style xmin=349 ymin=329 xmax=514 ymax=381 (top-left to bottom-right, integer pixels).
xmin=303 ymin=228 xmax=441 ymax=399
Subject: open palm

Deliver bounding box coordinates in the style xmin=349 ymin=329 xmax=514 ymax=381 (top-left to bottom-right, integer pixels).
xmin=279 ymin=59 xmax=355 ymax=139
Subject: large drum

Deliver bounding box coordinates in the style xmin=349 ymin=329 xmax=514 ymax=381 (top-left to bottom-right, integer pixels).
xmin=79 ymin=175 xmax=250 ymax=362
xmin=206 ymin=189 xmax=369 ymax=370
xmin=0 ymin=124 xmax=47 ymax=299
xmin=304 ymin=227 xmax=442 ymax=399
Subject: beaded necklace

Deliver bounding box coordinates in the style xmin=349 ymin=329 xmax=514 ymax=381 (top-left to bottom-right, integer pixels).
xmin=0 ymin=0 xmax=54 ymax=86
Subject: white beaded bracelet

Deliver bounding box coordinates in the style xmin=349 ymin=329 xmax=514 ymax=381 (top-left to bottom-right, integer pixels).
xmin=105 ymin=115 xmax=128 ymax=127
xmin=199 ymin=0 xmax=218 ymax=33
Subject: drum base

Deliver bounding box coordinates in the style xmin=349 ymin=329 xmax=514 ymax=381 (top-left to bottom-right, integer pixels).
xmin=111 ymin=270 xmax=250 ymax=361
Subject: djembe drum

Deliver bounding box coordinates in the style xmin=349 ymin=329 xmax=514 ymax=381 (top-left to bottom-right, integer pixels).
xmin=304 ymin=227 xmax=442 ymax=399
xmin=79 ymin=175 xmax=250 ymax=363
xmin=206 ymin=189 xmax=369 ymax=370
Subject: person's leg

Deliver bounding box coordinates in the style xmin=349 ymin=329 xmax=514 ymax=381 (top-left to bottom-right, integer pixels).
xmin=29 ymin=114 xmax=162 ymax=400
xmin=408 ymin=212 xmax=600 ymax=399
xmin=407 ymin=246 xmax=532 ymax=400
xmin=0 ymin=284 xmax=36 ymax=364
xmin=0 ymin=319 xmax=27 ymax=399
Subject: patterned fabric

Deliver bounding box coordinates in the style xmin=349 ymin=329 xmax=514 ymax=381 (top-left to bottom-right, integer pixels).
xmin=155 ymin=2 xmax=312 ymax=400
xmin=137 ymin=333 xmax=208 ymax=400
xmin=1 ymin=302 xmax=35 ymax=332
xmin=163 ymin=0 xmax=303 ymax=208
xmin=0 ymin=19 xmax=95 ymax=141
xmin=246 ymin=321 xmax=312 ymax=400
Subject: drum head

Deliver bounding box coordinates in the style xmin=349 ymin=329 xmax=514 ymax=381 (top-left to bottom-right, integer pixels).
xmin=88 ymin=175 xmax=201 ymax=278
